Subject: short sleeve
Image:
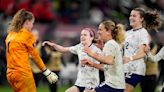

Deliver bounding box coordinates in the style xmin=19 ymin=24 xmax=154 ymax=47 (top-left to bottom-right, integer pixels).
xmin=139 ymin=29 xmax=150 ymax=45
xmin=69 ymin=44 xmax=80 ymax=54
xmin=103 ymin=43 xmax=116 ymax=57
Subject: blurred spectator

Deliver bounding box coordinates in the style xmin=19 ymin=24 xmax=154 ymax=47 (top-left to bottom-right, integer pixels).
xmin=44 ymin=45 xmax=63 ymax=92
xmin=52 ymin=0 xmax=60 ymax=15
xmin=58 ymin=0 xmax=80 ymax=24
xmin=31 ymin=0 xmax=55 ymax=23
xmin=30 ymin=29 xmax=64 ymax=92
xmin=0 ymin=37 xmax=6 ymax=64
xmin=90 ymin=0 xmax=109 ymax=17
xmin=69 ymin=1 xmax=80 ymax=24
xmin=0 ymin=52 xmax=6 ymax=86
xmin=16 ymin=0 xmax=35 ymax=11
xmin=119 ymin=0 xmax=144 ymax=17
xmin=16 ymin=0 xmax=56 ymax=23
xmin=89 ymin=7 xmax=103 ymax=26
xmin=144 ymin=0 xmax=164 ymax=10
xmin=157 ymin=44 xmax=164 ymax=91
xmin=141 ymin=41 xmax=159 ymax=92
xmin=0 ymin=32 xmax=7 ymax=86
xmin=0 ymin=0 xmax=16 ymax=16
xmin=59 ymin=38 xmax=78 ymax=86
xmin=0 ymin=15 xmax=8 ymax=36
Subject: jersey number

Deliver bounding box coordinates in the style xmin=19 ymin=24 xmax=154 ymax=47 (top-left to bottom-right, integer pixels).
xmin=125 ymin=42 xmax=129 ymax=49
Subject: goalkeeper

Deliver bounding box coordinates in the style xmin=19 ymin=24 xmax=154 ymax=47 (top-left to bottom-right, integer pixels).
xmin=5 ymin=9 xmax=58 ymax=92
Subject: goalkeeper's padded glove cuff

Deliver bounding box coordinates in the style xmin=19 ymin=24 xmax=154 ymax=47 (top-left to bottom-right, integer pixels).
xmin=43 ymin=69 xmax=51 ymax=77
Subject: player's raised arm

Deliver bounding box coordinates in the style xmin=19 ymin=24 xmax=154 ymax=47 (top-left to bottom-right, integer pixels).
xmin=42 ymin=41 xmax=69 ymax=53
xmin=147 ymin=46 xmax=164 ymax=62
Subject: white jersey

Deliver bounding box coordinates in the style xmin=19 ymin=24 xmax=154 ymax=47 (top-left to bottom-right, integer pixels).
xmin=124 ymin=28 xmax=150 ymax=75
xmin=148 ymin=46 xmax=164 ymax=62
xmin=103 ymin=40 xmax=125 ymax=89
xmin=69 ymin=43 xmax=101 ymax=88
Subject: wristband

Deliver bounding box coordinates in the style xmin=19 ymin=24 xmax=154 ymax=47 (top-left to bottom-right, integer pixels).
xmin=43 ymin=69 xmax=51 ymax=76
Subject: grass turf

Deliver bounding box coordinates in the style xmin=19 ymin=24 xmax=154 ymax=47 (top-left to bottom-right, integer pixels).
xmin=0 ymin=84 xmax=159 ymax=92
xmin=0 ymin=84 xmax=69 ymax=92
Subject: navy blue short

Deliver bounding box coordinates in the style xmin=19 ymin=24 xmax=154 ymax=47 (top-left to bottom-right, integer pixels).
xmin=75 ymin=85 xmax=85 ymax=92
xmin=95 ymin=84 xmax=124 ymax=92
xmin=125 ymin=73 xmax=144 ymax=87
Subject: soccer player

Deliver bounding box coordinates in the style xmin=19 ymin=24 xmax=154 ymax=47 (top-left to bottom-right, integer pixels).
xmin=123 ymin=8 xmax=161 ymax=92
xmin=82 ymin=20 xmax=126 ymax=92
xmin=5 ymin=9 xmax=58 ymax=92
xmin=146 ymin=46 xmax=164 ymax=62
xmin=42 ymin=28 xmax=102 ymax=92
xmin=141 ymin=41 xmax=159 ymax=92
xmin=145 ymin=46 xmax=164 ymax=92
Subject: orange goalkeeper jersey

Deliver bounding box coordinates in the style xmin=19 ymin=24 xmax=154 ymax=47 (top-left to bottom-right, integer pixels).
xmin=5 ymin=28 xmax=46 ymax=75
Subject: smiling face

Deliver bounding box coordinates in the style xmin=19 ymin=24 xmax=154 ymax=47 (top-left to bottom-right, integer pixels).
xmin=98 ymin=23 xmax=111 ymax=42
xmin=129 ymin=10 xmax=143 ymax=28
xmin=80 ymin=29 xmax=94 ymax=46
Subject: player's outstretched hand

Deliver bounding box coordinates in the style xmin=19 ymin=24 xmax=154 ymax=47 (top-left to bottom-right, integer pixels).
xmin=42 ymin=41 xmax=55 ymax=47
xmin=43 ymin=69 xmax=58 ymax=84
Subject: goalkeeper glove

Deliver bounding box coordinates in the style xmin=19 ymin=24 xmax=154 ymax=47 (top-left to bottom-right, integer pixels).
xmin=43 ymin=69 xmax=58 ymax=84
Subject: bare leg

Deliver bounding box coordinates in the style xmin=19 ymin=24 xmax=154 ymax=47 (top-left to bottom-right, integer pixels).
xmin=124 ymin=83 xmax=134 ymax=92
xmin=65 ymin=86 xmax=79 ymax=92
